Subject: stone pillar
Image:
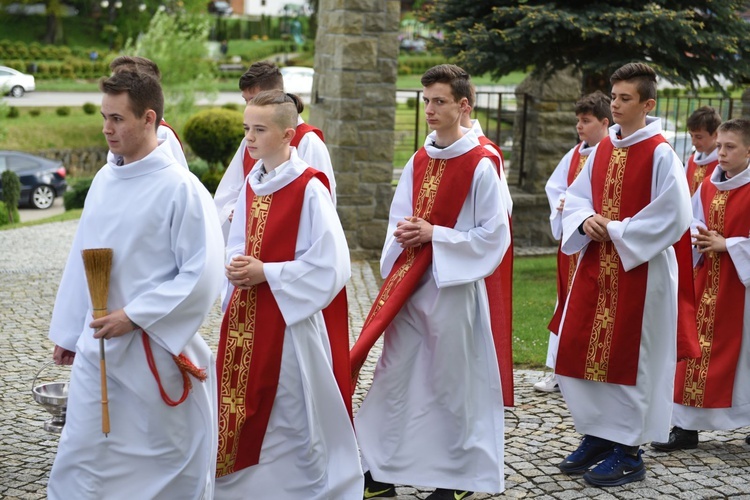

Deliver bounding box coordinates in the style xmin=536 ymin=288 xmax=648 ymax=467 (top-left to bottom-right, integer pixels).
xmin=742 ymin=87 xmax=750 ymax=118
xmin=513 ymin=68 xmax=582 ymax=194
xmin=310 ymin=0 xmax=400 ymax=259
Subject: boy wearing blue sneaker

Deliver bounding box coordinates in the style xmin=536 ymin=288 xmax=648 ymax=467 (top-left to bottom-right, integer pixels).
xmin=554 ymin=62 xmax=692 ymax=486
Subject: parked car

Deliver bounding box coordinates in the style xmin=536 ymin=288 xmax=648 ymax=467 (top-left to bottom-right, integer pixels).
xmin=0 ymin=151 xmax=67 ymax=209
xmin=281 ymin=66 xmax=314 ymax=97
xmin=0 ymin=65 xmax=35 ymax=97
xmin=207 ymin=0 xmax=232 ymax=16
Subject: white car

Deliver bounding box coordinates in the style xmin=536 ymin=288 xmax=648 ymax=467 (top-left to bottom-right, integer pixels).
xmin=281 ymin=66 xmax=314 ymax=97
xmin=0 ymin=66 xmax=35 ymax=97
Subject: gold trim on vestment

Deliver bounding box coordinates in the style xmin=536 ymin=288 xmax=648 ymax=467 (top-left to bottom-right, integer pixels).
xmin=691 ymin=165 xmax=707 ymax=196
xmin=683 ymin=190 xmax=727 ymax=407
xmin=584 ymin=147 xmax=627 ymax=382
xmin=216 ymin=193 xmax=273 ymax=476
xmin=363 ymin=158 xmax=446 ymax=326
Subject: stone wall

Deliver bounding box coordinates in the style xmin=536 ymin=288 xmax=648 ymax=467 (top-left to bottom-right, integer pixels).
xmin=311 ymin=0 xmax=400 ymax=259
xmin=513 ymin=68 xmax=581 ymax=195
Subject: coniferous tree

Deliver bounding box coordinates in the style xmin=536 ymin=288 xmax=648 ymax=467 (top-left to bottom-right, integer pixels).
xmin=423 ymin=1 xmax=750 ymax=92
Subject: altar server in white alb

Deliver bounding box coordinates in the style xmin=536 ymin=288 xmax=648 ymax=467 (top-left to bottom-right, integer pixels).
xmin=554 ymin=63 xmax=694 ymax=487
xmin=651 ymin=118 xmax=750 ymax=451
xmin=108 ymin=55 xmax=188 ymax=169
xmin=213 ymin=61 xmax=335 ymax=240
xmin=214 ymin=90 xmax=362 ymax=499
xmin=351 ymin=64 xmax=511 ymax=500
xmin=47 ymin=69 xmax=224 ymax=499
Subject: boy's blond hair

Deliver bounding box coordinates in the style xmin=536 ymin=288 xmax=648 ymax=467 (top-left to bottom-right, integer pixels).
xmin=248 ymin=90 xmax=303 ymax=131
xmin=717 ymin=118 xmax=750 ymax=147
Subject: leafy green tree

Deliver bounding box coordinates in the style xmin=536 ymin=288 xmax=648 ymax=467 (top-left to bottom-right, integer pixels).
xmin=0 ymin=0 xmax=65 ymax=43
xmin=125 ymin=10 xmax=217 ymax=122
xmin=423 ymin=0 xmax=750 ymax=92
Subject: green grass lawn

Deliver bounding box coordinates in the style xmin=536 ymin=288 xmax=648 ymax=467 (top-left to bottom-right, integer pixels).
xmin=512 ymin=255 xmax=557 ymax=368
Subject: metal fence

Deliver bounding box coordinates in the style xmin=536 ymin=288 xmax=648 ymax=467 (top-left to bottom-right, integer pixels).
xmin=394 ymin=90 xmax=740 ymax=186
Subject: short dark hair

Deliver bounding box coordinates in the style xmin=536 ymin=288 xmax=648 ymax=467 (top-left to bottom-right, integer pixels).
xmin=99 ymin=70 xmax=164 ymax=131
xmin=239 ymin=61 xmax=284 ymax=92
xmin=610 ymin=62 xmax=657 ymax=102
xmin=717 ymin=118 xmax=750 ymax=147
xmin=248 ymin=90 xmax=303 ymax=130
xmin=575 ymin=91 xmax=612 ymax=124
xmin=421 ymin=64 xmax=472 ymax=103
xmin=687 ymin=106 xmax=722 ymax=135
xmin=110 ymin=55 xmax=161 ymax=81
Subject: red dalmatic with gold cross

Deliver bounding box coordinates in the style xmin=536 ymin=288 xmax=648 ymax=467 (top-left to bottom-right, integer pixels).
xmin=215 ymin=168 xmax=347 ymax=477
xmin=674 ymin=181 xmax=750 ymax=408
xmin=555 ymin=137 xmax=660 ymax=385
xmin=685 ymin=155 xmax=719 ymax=196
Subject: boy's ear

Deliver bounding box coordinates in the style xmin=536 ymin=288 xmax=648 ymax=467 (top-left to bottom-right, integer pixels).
xmin=643 ymin=98 xmax=656 ymax=114
xmin=283 ymin=127 xmax=296 ymax=143
xmin=144 ymin=109 xmax=157 ymax=128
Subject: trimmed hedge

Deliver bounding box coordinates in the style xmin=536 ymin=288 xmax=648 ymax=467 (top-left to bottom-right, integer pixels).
xmin=0 ymin=200 xmax=19 ymax=226
xmin=183 ymin=107 xmax=244 ymax=167
xmin=63 ymin=177 xmax=93 ymax=210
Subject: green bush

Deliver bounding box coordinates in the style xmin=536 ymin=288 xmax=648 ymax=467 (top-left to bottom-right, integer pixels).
xmin=222 ymin=102 xmax=240 ymax=111
xmin=0 ymin=200 xmax=19 ymax=226
xmin=183 ymin=107 xmax=244 ymax=167
xmin=82 ymin=102 xmax=97 ymax=115
xmin=56 ymin=106 xmax=71 ymax=116
xmin=63 ymin=177 xmax=93 ymax=210
xmin=199 ymin=169 xmax=224 ymax=194
xmin=0 ymin=169 xmax=21 ymax=223
xmin=7 ymin=106 xmax=19 ymax=118
xmin=188 ymin=158 xmax=210 ymax=179
xmin=406 ymin=97 xmax=417 ymax=109
xmin=28 ymin=108 xmax=41 ymax=117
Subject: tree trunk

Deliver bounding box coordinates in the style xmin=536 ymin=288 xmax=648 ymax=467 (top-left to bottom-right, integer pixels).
xmin=44 ymin=13 xmax=64 ymax=44
xmin=581 ymin=70 xmax=610 ymax=95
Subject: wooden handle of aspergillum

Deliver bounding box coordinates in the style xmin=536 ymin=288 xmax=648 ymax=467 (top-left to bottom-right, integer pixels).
xmin=100 ymin=355 xmax=110 ymax=436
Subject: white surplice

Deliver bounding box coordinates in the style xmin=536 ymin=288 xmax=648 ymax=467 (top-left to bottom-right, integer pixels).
xmin=214 ymin=149 xmax=362 ymax=500
xmin=542 ymin=142 xmax=596 ymax=368
xmin=106 ymin=122 xmax=188 ymax=169
xmin=672 ymin=165 xmax=750 ymax=431
xmin=47 ymin=141 xmax=225 ymax=500
xmin=355 ymin=130 xmax=510 ymax=494
xmin=557 ymin=117 xmax=692 ymax=446
xmin=214 ymin=116 xmax=335 ymax=240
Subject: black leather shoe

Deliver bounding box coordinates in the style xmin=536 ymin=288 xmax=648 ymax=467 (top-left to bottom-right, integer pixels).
xmin=650 ymin=426 xmax=698 ymax=451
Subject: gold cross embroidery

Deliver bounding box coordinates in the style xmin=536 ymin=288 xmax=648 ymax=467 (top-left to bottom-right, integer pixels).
xmin=684 ymin=382 xmax=703 ymax=402
xmin=596 ymin=308 xmax=612 ymax=330
xmin=251 ymin=195 xmax=272 ymax=219
xmin=229 ymin=321 xmax=252 ymax=341
xmin=603 ymin=254 xmax=618 ymax=276
xmin=222 ymin=388 xmax=244 ymax=414
xmin=586 ymin=362 xmax=606 ymax=381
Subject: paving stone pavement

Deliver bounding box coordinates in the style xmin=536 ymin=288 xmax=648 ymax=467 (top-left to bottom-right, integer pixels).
xmin=1 ymin=221 xmax=750 ymax=499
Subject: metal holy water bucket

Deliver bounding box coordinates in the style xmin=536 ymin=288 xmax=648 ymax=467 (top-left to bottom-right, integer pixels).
xmin=31 ymin=360 xmax=69 ymax=434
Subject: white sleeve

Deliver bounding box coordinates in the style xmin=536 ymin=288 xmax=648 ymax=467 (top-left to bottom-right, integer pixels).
xmin=263 ymin=179 xmax=350 ymax=325
xmin=546 ymin=147 xmax=576 ymax=240
xmin=561 ymin=152 xmax=597 ymax=255
xmin=605 ymin=143 xmax=692 ymax=271
xmin=380 ymin=155 xmax=415 ymax=277
xmin=214 ymin=140 xmax=248 ymax=238
xmin=296 ymin=132 xmax=336 ymax=206
xmin=431 ymin=158 xmax=510 ymax=287
xmin=727 ymin=236 xmax=750 ymax=287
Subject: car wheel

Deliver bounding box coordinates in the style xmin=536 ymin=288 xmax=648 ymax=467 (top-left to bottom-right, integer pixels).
xmin=10 ymin=85 xmax=24 ymax=98
xmin=31 ymin=185 xmax=55 ymax=209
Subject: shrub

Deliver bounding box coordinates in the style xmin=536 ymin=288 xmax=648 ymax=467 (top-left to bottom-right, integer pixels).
xmin=222 ymin=102 xmax=240 ymax=111
xmin=29 ymin=108 xmax=41 ymax=117
xmin=406 ymin=97 xmax=417 ymax=109
xmin=0 ymin=170 xmax=21 ymax=223
xmin=183 ymin=108 xmax=244 ymax=168
xmin=82 ymin=102 xmax=98 ymax=115
xmin=63 ymin=177 xmax=93 ymax=210
xmin=188 ymin=158 xmax=210 ymax=179
xmin=0 ymin=200 xmax=19 ymax=226
xmin=199 ymin=169 xmax=224 ymax=194
xmin=56 ymin=106 xmax=71 ymax=116
xmin=7 ymin=106 xmax=19 ymax=118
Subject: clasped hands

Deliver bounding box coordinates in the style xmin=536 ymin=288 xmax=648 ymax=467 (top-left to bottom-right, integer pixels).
xmin=394 ymin=216 xmax=433 ymax=248
xmin=226 ymin=255 xmax=266 ymax=289
xmin=693 ymin=226 xmax=726 ymax=254
xmin=583 ymin=213 xmax=612 ymax=242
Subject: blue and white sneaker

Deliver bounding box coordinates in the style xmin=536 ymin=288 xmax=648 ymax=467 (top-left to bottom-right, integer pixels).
xmin=583 ymin=446 xmax=646 ymax=487
xmin=558 ymin=435 xmax=614 ymax=474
